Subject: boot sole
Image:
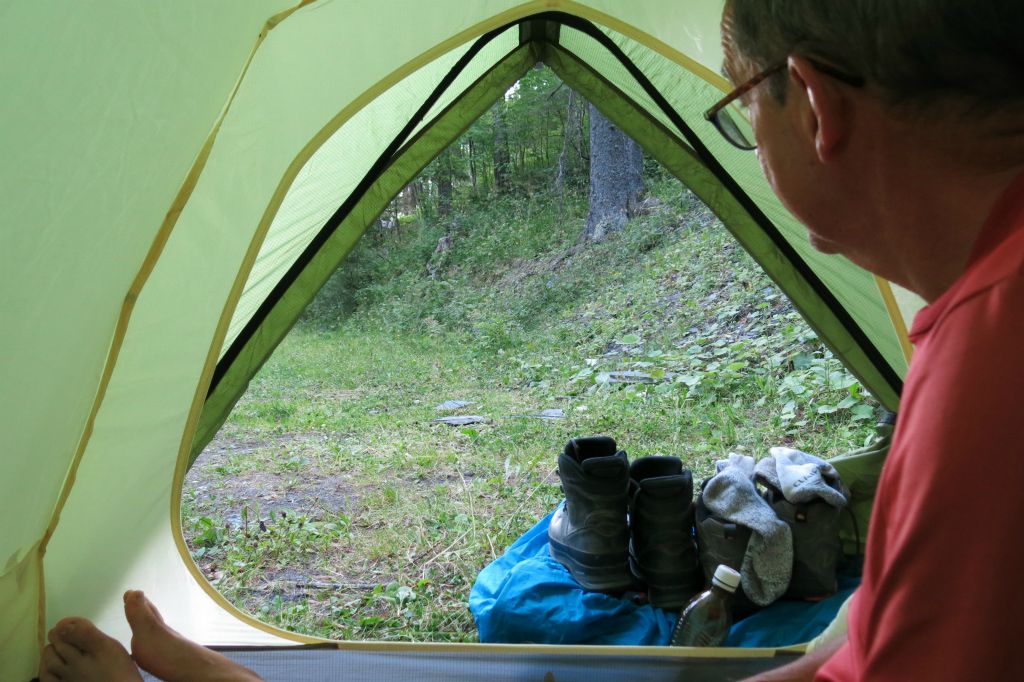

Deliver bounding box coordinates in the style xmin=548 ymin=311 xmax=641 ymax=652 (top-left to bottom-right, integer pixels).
xmin=549 ymin=539 xmax=634 ymax=593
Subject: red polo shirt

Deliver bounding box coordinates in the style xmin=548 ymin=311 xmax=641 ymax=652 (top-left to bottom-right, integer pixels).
xmin=818 ymin=172 xmax=1024 ymax=682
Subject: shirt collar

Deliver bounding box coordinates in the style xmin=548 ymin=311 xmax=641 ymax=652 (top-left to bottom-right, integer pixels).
xmin=909 ymin=170 xmax=1024 ymax=342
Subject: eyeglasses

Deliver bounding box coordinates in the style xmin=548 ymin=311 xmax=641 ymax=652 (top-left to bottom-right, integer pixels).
xmin=704 ymin=59 xmax=865 ymax=150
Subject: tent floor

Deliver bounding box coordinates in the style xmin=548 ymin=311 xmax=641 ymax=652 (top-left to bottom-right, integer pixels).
xmin=134 ymin=646 xmax=798 ymax=681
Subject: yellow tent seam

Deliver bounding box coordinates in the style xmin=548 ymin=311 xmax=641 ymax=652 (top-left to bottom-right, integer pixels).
xmin=33 ymin=0 xmax=307 ymax=649
xmin=35 ymin=288 xmax=133 ymax=651
xmin=32 ymin=539 xmax=44 ymax=653
xmin=874 ymin=276 xmax=914 ymax=364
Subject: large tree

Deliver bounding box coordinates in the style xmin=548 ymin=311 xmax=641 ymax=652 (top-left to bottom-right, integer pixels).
xmin=583 ymin=104 xmax=644 ymax=241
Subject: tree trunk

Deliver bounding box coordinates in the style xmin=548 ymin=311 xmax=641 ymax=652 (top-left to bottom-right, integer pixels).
xmin=467 ymin=140 xmax=478 ymax=195
xmin=555 ymin=89 xmax=587 ymax=197
xmin=413 ymin=179 xmax=429 ymax=220
xmin=583 ymin=104 xmax=644 ymax=241
xmin=492 ymin=103 xmax=512 ymax=194
xmin=437 ymin=148 xmax=453 ymax=218
xmin=399 ymin=184 xmax=417 ymax=216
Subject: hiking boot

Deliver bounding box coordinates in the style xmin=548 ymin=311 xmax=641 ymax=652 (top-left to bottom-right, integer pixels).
xmin=548 ymin=436 xmax=633 ymax=593
xmin=627 ymin=456 xmax=703 ymax=609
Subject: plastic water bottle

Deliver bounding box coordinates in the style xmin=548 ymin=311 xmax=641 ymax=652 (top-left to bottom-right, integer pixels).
xmin=670 ymin=564 xmax=741 ymax=647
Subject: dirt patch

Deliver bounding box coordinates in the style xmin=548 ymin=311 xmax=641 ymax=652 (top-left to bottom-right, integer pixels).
xmin=185 ymin=432 xmax=362 ymax=523
xmin=302 ymin=387 xmax=363 ymax=402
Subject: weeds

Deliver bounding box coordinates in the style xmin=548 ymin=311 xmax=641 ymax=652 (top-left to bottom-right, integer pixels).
xmin=184 ymin=175 xmax=878 ymax=642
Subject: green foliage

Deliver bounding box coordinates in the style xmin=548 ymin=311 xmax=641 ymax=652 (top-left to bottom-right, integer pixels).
xmin=186 ymin=69 xmax=881 ymax=644
xmin=182 ymin=503 xmax=352 ymax=574
xmin=186 ymin=175 xmax=880 ymax=642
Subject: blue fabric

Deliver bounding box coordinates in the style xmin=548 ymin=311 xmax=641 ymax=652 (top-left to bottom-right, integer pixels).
xmin=724 ymin=571 xmax=859 ymax=647
xmin=469 ymin=508 xmax=859 ymax=647
xmin=469 ymin=508 xmax=676 ymax=645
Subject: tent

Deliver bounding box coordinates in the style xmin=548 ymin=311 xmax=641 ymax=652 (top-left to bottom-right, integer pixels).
xmin=0 ymin=1 xmax=920 ymax=679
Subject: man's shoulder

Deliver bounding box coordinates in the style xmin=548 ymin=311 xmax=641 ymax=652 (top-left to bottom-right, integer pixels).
xmin=901 ymin=229 xmax=1024 ymax=425
xmin=933 ymin=226 xmax=1024 ymax=333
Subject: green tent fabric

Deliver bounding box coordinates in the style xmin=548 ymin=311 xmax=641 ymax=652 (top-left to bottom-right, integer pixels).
xmin=0 ymin=2 xmax=917 ymax=679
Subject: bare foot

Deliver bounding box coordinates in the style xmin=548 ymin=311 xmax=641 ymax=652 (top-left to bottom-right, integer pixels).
xmin=124 ymin=590 xmax=263 ymax=682
xmin=39 ymin=617 xmax=143 ymax=682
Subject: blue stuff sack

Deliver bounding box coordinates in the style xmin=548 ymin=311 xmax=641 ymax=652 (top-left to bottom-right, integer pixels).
xmin=469 ymin=506 xmax=858 ymax=647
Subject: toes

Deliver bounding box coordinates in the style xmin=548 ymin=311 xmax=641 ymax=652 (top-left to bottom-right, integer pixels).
xmin=39 ymin=643 xmax=67 ymax=679
xmin=43 ymin=616 xmax=142 ymax=682
xmin=124 ymin=590 xmax=165 ymax=632
xmin=50 ymin=636 xmax=84 ymax=666
xmin=124 ymin=590 xmax=151 ymax=630
xmin=52 ymin=616 xmax=113 ymax=655
xmin=144 ymin=594 xmax=167 ymax=624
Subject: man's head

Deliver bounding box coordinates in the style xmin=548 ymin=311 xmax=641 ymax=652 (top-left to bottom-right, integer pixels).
xmin=719 ymin=0 xmax=1024 ymax=296
xmin=725 ymin=0 xmax=1023 ymax=119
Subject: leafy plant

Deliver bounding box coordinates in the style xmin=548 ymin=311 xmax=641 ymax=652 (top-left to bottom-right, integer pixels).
xmin=185 ymin=76 xmax=879 ymax=644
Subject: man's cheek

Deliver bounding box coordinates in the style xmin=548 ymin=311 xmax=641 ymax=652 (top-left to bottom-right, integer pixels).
xmin=757 ymin=152 xmax=778 ymax=192
xmin=808 ymin=232 xmax=841 ymax=254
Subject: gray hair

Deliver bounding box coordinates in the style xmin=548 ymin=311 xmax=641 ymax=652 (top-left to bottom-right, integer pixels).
xmin=726 ymin=0 xmax=1024 ymax=118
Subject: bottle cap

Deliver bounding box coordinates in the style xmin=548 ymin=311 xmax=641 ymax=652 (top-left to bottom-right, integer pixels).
xmin=712 ymin=565 xmax=741 ymax=592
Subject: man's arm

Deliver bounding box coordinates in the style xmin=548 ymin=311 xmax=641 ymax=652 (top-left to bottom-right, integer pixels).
xmin=742 ymin=635 xmax=845 ymax=682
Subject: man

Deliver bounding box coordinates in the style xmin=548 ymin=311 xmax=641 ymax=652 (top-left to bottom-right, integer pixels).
xmin=713 ymin=1 xmax=1024 ymax=680
xmin=39 ymin=2 xmax=1024 ymax=680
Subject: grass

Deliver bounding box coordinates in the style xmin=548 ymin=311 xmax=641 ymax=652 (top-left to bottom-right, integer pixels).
xmin=182 ymin=173 xmax=879 ymax=642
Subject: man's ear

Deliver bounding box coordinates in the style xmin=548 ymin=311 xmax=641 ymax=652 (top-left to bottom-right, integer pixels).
xmin=787 ymin=55 xmax=849 ymax=162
